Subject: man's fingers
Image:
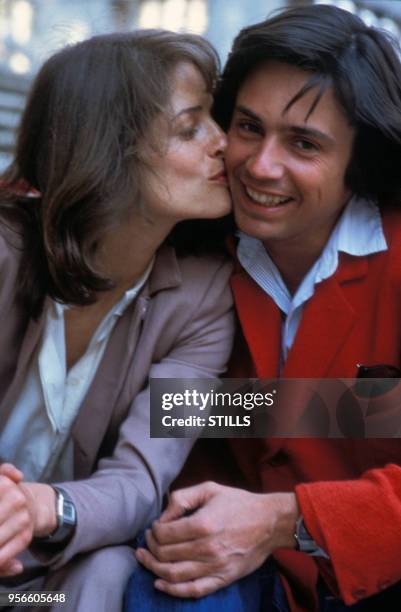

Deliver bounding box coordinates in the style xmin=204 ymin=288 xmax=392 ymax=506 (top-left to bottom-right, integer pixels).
xmin=159 ymin=482 xmax=218 ymax=523
xmin=145 ymin=529 xmax=223 ymax=564
xmin=136 ymin=546 xmax=226 ymax=585
xmin=152 ymin=509 xmax=219 ymax=546
xmin=0 ymin=464 xmax=23 ymax=484
xmin=147 ymin=529 xmax=203 ymax=562
xmin=136 ymin=547 xmax=214 ymax=583
xmin=154 ymin=575 xmax=227 ymax=599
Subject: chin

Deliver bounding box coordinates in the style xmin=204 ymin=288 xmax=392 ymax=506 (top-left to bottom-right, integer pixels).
xmin=217 ymin=194 xmax=233 ymax=216
xmin=201 ymin=198 xmax=231 ymax=219
xmin=234 ymin=209 xmax=258 ymax=233
xmin=234 ymin=216 xmax=273 ymax=241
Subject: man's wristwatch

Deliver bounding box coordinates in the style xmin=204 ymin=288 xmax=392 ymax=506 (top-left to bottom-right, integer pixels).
xmin=294 ymin=516 xmax=329 ymax=557
xmin=39 ymin=486 xmax=77 ymax=545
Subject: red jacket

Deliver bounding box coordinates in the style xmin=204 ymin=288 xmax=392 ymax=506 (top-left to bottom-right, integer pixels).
xmin=177 ymin=209 xmax=401 ymax=611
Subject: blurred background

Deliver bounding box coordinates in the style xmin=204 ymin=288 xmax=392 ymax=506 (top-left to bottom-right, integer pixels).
xmin=1 ymin=0 xmax=401 ymax=171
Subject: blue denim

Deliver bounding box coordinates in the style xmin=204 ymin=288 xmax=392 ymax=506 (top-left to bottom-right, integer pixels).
xmin=124 ymin=559 xmax=287 ymax=612
xmin=124 ymin=535 xmax=401 ymax=611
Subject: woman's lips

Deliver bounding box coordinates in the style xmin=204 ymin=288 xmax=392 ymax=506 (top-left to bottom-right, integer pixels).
xmin=209 ymin=169 xmax=228 ymax=184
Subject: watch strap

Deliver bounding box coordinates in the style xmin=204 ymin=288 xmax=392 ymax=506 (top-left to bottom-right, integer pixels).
xmin=294 ymin=516 xmax=329 ymax=558
xmin=37 ymin=486 xmax=77 ymax=545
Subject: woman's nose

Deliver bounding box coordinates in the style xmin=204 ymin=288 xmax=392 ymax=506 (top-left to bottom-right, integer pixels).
xmin=209 ymin=120 xmax=227 ymax=156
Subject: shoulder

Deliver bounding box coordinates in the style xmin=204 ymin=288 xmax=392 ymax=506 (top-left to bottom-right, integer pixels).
xmin=137 ymin=250 xmax=234 ymax=361
xmin=374 ymin=208 xmax=401 ymax=285
xmin=381 ymin=209 xmax=401 ymax=255
xmin=148 ymin=248 xmax=233 ymax=326
xmin=178 ymin=251 xmax=233 ymax=291
xmin=152 ymin=244 xmax=233 ymax=299
xmin=0 ymin=222 xmax=21 ymax=287
xmin=174 ymin=252 xmax=234 ymax=315
xmin=0 ymin=224 xmax=27 ymax=364
xmin=381 ymin=207 xmax=401 ymax=245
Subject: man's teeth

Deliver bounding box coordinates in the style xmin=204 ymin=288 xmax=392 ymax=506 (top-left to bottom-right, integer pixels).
xmin=246 ymin=186 xmax=290 ymax=206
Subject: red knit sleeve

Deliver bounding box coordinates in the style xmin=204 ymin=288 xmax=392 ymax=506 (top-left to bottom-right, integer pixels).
xmin=296 ymin=463 xmax=401 ymax=605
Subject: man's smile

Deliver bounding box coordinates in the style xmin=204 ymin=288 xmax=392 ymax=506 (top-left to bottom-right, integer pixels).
xmin=244 ymin=185 xmax=293 ymax=207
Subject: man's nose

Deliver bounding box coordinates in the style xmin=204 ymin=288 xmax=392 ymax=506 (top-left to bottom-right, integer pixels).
xmin=245 ymin=139 xmax=285 ymax=180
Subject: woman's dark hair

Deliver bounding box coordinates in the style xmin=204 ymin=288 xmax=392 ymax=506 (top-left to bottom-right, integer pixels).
xmin=0 ymin=30 xmax=228 ymax=317
xmin=214 ymin=4 xmax=401 ymax=205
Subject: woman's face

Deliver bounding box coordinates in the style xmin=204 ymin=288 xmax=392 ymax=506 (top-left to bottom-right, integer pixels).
xmin=143 ymin=62 xmax=231 ymax=224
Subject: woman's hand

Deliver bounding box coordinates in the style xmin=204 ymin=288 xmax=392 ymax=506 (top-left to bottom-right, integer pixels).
xmin=0 ymin=463 xmax=57 ymax=576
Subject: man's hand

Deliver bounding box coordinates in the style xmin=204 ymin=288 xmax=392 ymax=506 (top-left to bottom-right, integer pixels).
xmin=135 ymin=481 xmax=299 ymax=598
xmin=0 ymin=463 xmax=57 ymax=577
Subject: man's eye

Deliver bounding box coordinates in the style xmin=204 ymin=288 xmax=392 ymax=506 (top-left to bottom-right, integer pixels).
xmin=238 ymin=121 xmax=261 ymax=134
xmin=229 ymin=119 xmax=263 ymax=139
xmin=294 ymin=139 xmax=318 ymax=152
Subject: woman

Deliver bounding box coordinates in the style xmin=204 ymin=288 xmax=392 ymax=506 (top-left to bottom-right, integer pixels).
xmin=0 ymin=30 xmax=234 ymax=611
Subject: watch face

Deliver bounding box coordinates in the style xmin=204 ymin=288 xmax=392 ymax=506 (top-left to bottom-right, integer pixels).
xmin=64 ymin=502 xmax=76 ymax=523
xmin=36 ymin=487 xmax=76 ymax=545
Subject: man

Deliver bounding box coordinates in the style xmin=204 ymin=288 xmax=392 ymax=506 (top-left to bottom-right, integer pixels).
xmin=127 ymin=5 xmax=401 ymax=612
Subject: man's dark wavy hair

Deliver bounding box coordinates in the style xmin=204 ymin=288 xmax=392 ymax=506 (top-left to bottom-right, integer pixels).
xmin=214 ymin=4 xmax=401 ymax=205
xmin=0 ymin=30 xmax=232 ymax=318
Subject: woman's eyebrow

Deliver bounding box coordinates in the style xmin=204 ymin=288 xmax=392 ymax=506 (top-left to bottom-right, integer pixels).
xmin=173 ymin=105 xmax=203 ymax=120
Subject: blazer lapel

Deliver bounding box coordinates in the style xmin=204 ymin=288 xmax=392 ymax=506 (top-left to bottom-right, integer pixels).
xmin=72 ymin=295 xmax=148 ymax=478
xmin=231 ymin=254 xmax=369 ymax=448
xmin=283 ymin=254 xmax=368 ymax=378
xmin=231 ymin=270 xmax=281 ymax=378
xmin=231 ymin=252 xmax=368 ymax=380
xmin=0 ymin=315 xmax=44 ymax=431
xmin=72 ymin=244 xmax=182 ymax=478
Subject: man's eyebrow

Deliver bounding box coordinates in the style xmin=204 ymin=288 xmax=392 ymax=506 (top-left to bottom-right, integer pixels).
xmin=290 ymin=125 xmax=334 ymax=145
xmin=235 ymin=105 xmax=262 ymax=123
xmin=234 ymin=104 xmax=334 ymax=145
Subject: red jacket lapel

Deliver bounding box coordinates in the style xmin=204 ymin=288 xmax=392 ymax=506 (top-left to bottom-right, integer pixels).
xmin=230 ymin=269 xmax=281 ymax=378
xmin=231 ymin=253 xmax=368 ymax=379
xmin=283 ymin=256 xmax=367 ymax=377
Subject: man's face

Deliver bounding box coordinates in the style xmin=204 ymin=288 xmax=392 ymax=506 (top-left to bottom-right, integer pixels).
xmin=225 ymin=61 xmax=355 ymax=257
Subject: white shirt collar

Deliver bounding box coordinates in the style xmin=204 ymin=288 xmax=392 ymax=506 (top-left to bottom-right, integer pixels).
xmin=237 ymin=196 xmax=387 ymax=316
xmin=51 ymin=257 xmax=154 ymax=342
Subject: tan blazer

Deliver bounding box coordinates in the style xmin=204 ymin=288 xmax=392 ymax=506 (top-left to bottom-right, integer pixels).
xmin=0 ymin=227 xmax=234 ymax=568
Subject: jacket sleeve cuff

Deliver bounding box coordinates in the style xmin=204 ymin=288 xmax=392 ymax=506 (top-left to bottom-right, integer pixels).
xmin=296 ymin=463 xmax=401 ymax=605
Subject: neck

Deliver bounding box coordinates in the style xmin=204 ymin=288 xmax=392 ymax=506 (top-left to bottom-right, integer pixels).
xmin=262 ymin=206 xmax=349 ymax=295
xmin=96 ymin=210 xmax=174 ymax=294
xmin=264 ymin=238 xmax=327 ymax=296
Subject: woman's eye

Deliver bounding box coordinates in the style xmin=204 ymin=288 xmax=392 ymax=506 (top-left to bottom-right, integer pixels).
xmin=179 ymin=126 xmax=199 ymax=140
